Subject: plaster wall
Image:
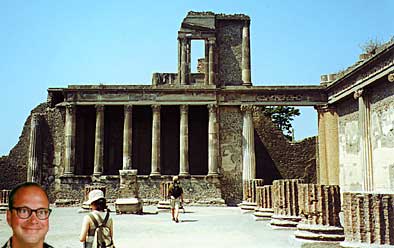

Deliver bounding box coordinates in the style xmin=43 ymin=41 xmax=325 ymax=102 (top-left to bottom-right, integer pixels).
xmin=337 ymin=97 xmax=362 ymax=191
xmin=370 ymin=79 xmax=394 ymax=192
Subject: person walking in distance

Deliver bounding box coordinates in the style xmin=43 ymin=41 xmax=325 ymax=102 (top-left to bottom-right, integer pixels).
xmin=3 ymin=182 xmax=53 ymax=248
xmin=168 ymin=176 xmax=184 ymax=223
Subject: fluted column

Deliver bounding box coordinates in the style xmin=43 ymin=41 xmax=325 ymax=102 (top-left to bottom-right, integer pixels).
xmin=254 ymin=185 xmax=274 ymax=219
xmin=204 ymin=40 xmax=209 ymax=85
xmin=208 ymin=104 xmax=219 ymax=176
xmin=64 ymin=104 xmax=76 ymax=175
xmin=179 ymin=105 xmax=189 ymax=176
xmin=316 ymin=105 xmax=339 ymax=185
xmin=241 ymin=105 xmax=256 ymax=183
xmin=242 ymin=21 xmax=251 ymax=86
xmin=342 ymin=192 xmax=394 ymax=246
xmin=123 ymin=104 xmax=133 ymax=170
xmin=271 ymin=179 xmax=303 ymax=228
xmin=180 ymin=38 xmax=187 ymax=85
xmin=354 ymin=89 xmax=373 ymax=191
xmin=151 ymin=105 xmax=161 ymax=176
xmin=28 ymin=113 xmax=42 ymax=182
xmin=208 ymin=38 xmax=215 ymax=85
xmin=295 ymin=184 xmax=344 ymax=242
xmin=94 ymin=105 xmax=104 ymax=176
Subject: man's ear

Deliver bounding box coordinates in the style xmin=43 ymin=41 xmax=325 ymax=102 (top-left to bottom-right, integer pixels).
xmin=6 ymin=210 xmax=12 ymax=226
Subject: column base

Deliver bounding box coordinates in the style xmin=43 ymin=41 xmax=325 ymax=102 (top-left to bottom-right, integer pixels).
xmin=242 ymin=82 xmax=252 ymax=86
xmin=295 ymin=223 xmax=344 ymax=242
xmin=270 ymin=214 xmax=302 ymax=229
xmin=178 ymin=172 xmax=190 ymax=177
xmin=63 ymin=172 xmax=74 ymax=176
xmin=150 ymin=172 xmax=161 ymax=177
xmin=207 ymin=172 xmax=219 ymax=177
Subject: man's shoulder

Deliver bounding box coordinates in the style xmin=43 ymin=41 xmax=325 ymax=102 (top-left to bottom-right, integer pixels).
xmin=44 ymin=242 xmax=54 ymax=248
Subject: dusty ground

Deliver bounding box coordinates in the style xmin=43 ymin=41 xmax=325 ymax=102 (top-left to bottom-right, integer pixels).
xmin=0 ymin=206 xmax=340 ymax=248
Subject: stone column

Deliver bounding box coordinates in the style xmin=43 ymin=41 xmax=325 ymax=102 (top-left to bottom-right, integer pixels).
xmin=242 ymin=21 xmax=252 ymax=86
xmin=295 ymin=184 xmax=344 ymax=242
xmin=354 ymin=89 xmax=374 ymax=191
xmin=93 ymin=105 xmax=104 ymax=176
xmin=271 ymin=179 xmax=303 ymax=228
xmin=254 ymin=185 xmax=274 ymax=219
xmin=180 ymin=38 xmax=187 ymax=85
xmin=123 ymin=104 xmax=133 ymax=170
xmin=28 ymin=113 xmax=42 ymax=182
xmin=150 ymin=105 xmax=161 ymax=176
xmin=208 ymin=38 xmax=215 ymax=85
xmin=178 ymin=38 xmax=181 ymax=83
xmin=342 ymin=192 xmax=394 ymax=246
xmin=241 ymin=105 xmax=256 ymax=185
xmin=64 ymin=104 xmax=76 ymax=175
xmin=316 ymin=105 xmax=339 ymax=185
xmin=186 ymin=39 xmax=191 ymax=83
xmin=204 ymin=40 xmax=209 ymax=85
xmin=179 ymin=105 xmax=189 ymax=177
xmin=208 ymin=104 xmax=219 ymax=176
xmin=241 ymin=179 xmax=264 ymax=211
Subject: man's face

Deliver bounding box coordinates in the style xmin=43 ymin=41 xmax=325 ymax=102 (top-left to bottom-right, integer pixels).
xmin=6 ymin=186 xmax=50 ymax=246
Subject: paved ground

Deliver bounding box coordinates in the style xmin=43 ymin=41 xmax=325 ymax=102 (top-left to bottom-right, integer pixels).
xmin=0 ymin=205 xmax=340 ymax=248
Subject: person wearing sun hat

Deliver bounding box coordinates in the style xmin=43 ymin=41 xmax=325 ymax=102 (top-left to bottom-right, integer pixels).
xmin=79 ymin=190 xmax=114 ymax=248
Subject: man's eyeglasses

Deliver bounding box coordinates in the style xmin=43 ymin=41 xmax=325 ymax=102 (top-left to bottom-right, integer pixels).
xmin=11 ymin=207 xmax=52 ymax=220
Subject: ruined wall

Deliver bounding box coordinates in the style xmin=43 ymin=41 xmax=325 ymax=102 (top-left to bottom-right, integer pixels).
xmin=337 ymin=96 xmax=362 ymax=191
xmin=370 ymin=78 xmax=394 ymax=192
xmin=253 ymin=110 xmax=317 ymax=184
xmin=216 ymin=20 xmax=243 ymax=86
xmin=0 ymin=103 xmax=64 ymax=201
xmin=219 ymin=106 xmax=243 ymax=205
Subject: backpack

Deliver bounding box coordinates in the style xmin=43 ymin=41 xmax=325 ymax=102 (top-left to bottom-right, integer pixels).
xmin=89 ymin=210 xmax=115 ymax=248
xmin=170 ymin=184 xmax=183 ymax=198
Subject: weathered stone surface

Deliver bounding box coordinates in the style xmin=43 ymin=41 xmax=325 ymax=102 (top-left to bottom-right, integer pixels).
xmin=271 ymin=179 xmax=303 ymax=228
xmin=254 ymin=185 xmax=274 ymax=219
xmin=295 ymin=184 xmax=344 ymax=242
xmin=341 ymin=192 xmax=394 ymax=247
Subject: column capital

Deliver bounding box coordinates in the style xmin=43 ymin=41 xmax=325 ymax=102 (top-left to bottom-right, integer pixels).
xmin=65 ymin=104 xmax=76 ymax=114
xmin=388 ymin=73 xmax=394 ymax=83
xmin=353 ymin=89 xmax=364 ymax=99
xmin=207 ymin=104 xmax=218 ymax=113
xmin=124 ymin=104 xmax=133 ymax=112
xmin=152 ymin=104 xmax=161 ymax=112
xmin=314 ymin=104 xmax=336 ymax=113
xmin=95 ymin=104 xmax=104 ymax=112
xmin=208 ymin=37 xmax=216 ymax=45
xmin=240 ymin=105 xmax=254 ymax=113
xmin=180 ymin=105 xmax=189 ymax=113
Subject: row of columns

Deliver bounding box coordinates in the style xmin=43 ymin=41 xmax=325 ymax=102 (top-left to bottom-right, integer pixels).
xmin=178 ymin=37 xmax=216 ymax=85
xmin=63 ymin=104 xmax=225 ymax=177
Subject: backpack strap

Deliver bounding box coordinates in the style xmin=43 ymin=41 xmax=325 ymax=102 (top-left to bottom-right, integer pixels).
xmin=102 ymin=209 xmax=110 ymax=226
xmin=88 ymin=213 xmax=100 ymax=228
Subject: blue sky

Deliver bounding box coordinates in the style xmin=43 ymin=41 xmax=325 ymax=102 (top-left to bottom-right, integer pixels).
xmin=0 ymin=1 xmax=393 ymax=156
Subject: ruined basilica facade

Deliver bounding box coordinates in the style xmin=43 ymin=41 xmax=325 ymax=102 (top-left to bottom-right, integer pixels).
xmin=1 ymin=11 xmax=394 ymax=246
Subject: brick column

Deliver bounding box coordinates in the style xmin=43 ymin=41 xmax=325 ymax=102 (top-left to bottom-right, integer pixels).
xmin=150 ymin=105 xmax=161 ymax=176
xmin=342 ymin=192 xmax=394 ymax=246
xmin=354 ymin=89 xmax=374 ymax=191
xmin=93 ymin=105 xmax=104 ymax=176
xmin=241 ymin=20 xmax=251 ymax=86
xmin=28 ymin=113 xmax=42 ymax=183
xmin=179 ymin=105 xmax=189 ymax=177
xmin=208 ymin=38 xmax=215 ymax=85
xmin=64 ymin=104 xmax=76 ymax=175
xmin=316 ymin=105 xmax=339 ymax=185
xmin=241 ymin=179 xmax=264 ymax=211
xmin=271 ymin=179 xmax=303 ymax=228
xmin=208 ymin=104 xmax=219 ymax=176
xmin=241 ymin=105 xmax=256 ymax=191
xmin=204 ymin=40 xmax=209 ymax=85
xmin=254 ymin=185 xmax=274 ymax=219
xmin=295 ymin=184 xmax=344 ymax=242
xmin=123 ymin=104 xmax=133 ymax=170
xmin=180 ymin=38 xmax=187 ymax=85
